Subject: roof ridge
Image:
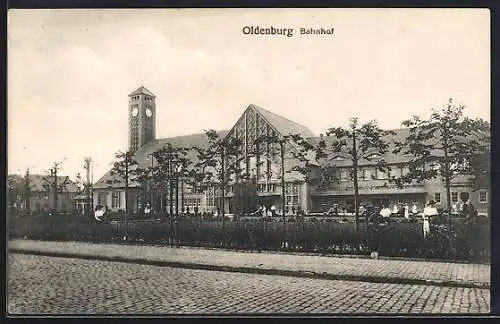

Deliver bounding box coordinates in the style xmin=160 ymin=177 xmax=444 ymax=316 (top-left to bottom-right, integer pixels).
xmin=251 ymin=104 xmax=313 ymax=131
xmin=155 ymin=130 xmax=230 ymax=141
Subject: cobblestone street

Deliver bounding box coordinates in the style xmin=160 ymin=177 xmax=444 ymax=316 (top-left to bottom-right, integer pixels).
xmin=8 ymin=254 xmax=490 ymax=315
xmin=9 ymin=240 xmax=491 ymax=288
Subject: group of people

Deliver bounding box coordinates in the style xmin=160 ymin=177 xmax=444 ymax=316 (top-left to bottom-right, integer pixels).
xmin=375 ymin=192 xmax=479 ymax=239
xmin=257 ymin=205 xmax=277 ymax=217
xmin=376 ymin=202 xmax=418 ymax=219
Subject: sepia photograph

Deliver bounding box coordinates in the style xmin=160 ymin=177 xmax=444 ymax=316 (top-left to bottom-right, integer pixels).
xmin=7 ymin=8 xmax=491 ymax=315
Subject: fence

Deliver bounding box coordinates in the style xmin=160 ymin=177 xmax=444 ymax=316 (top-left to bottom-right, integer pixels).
xmin=8 ymin=212 xmax=490 ymax=262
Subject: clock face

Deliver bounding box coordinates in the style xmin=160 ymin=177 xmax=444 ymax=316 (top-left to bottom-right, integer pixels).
xmin=146 ymin=108 xmax=152 ymax=118
xmin=131 ymin=108 xmax=139 ymax=117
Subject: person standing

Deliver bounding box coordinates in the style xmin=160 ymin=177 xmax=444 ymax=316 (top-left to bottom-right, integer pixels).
xmin=411 ymin=202 xmax=418 ymax=216
xmin=422 ymin=200 xmax=438 ymax=239
xmin=271 ymin=204 xmax=276 ymax=217
xmin=404 ymin=203 xmax=410 ymax=219
xmin=359 ymin=204 xmax=366 ymax=217
xmin=392 ymin=203 xmax=399 ymax=216
xmin=459 ymin=192 xmax=477 ymax=225
xmin=379 ymin=205 xmax=391 ymax=218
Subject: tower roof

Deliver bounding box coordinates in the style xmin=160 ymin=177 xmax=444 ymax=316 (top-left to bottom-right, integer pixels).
xmin=129 ymin=86 xmax=155 ymax=97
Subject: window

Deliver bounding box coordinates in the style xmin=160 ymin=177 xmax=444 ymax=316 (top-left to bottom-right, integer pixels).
xmin=366 ymin=153 xmax=381 ymax=160
xmin=431 ymin=162 xmax=441 ymax=172
xmin=98 ymin=192 xmax=106 ymax=205
xmin=479 ymin=191 xmax=487 ymax=203
xmin=401 ymin=165 xmax=410 ymax=177
xmin=340 ymin=169 xmax=350 ymax=182
xmin=285 ymin=183 xmax=300 ymax=213
xmin=434 ymin=193 xmax=441 ymax=203
xmin=266 ymin=160 xmax=272 ymax=179
xmin=390 ymin=166 xmax=401 ymax=179
xmin=112 ymin=191 xmax=121 ymax=209
xmin=332 ymin=156 xmax=344 ymax=161
xmin=376 ymin=169 xmax=388 ymax=180
xmin=362 ymin=168 xmax=372 ymax=180
xmin=452 ymin=192 xmax=458 ymax=203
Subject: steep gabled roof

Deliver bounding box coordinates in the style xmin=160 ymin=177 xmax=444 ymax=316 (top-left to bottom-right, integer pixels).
xmin=28 ymin=174 xmax=80 ymax=192
xmin=129 ymin=86 xmax=155 ymax=97
xmin=94 ymin=130 xmax=230 ymax=189
xmin=305 ymin=128 xmax=417 ymax=167
xmin=251 ymin=104 xmax=316 ymax=138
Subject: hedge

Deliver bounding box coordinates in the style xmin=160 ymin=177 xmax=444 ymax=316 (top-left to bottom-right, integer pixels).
xmin=8 ymin=213 xmax=490 ymax=262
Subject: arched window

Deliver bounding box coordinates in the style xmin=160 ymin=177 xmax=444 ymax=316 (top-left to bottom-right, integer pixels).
xmin=366 ymin=153 xmax=381 ymax=160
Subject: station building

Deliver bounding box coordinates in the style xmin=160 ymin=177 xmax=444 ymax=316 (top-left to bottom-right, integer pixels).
xmin=93 ymin=87 xmax=489 ymax=216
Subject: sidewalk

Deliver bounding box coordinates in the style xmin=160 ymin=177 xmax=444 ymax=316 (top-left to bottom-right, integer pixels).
xmin=8 ymin=239 xmax=490 ymax=289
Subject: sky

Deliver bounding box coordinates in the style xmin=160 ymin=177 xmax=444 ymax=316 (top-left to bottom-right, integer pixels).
xmin=8 ymin=8 xmax=490 ymax=181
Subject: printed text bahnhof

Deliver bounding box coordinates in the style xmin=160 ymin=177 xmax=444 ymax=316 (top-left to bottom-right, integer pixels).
xmin=242 ymin=26 xmax=334 ymax=37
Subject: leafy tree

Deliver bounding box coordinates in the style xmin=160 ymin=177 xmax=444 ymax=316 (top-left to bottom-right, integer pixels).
xmin=394 ymin=99 xmax=490 ymax=232
xmin=322 ymin=117 xmax=395 ymax=234
xmin=7 ymin=174 xmax=24 ymax=213
xmin=42 ymin=162 xmax=72 ymax=212
xmin=253 ymin=133 xmax=320 ymax=222
xmin=232 ymin=177 xmax=258 ymax=217
xmin=150 ymin=143 xmax=192 ymax=224
xmin=24 ymin=169 xmax=31 ymax=214
xmin=106 ymin=151 xmax=143 ymax=220
xmin=193 ymin=130 xmax=244 ymax=232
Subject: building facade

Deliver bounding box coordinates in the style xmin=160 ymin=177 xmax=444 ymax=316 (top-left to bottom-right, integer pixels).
xmin=93 ymin=87 xmax=489 ymax=216
xmin=14 ymin=174 xmax=80 ymax=213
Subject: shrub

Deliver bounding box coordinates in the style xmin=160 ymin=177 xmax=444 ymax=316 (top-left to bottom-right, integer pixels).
xmin=7 ymin=213 xmax=490 ymax=261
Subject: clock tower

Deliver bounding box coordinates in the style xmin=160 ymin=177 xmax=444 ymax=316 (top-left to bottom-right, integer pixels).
xmin=128 ymin=86 xmax=156 ymax=153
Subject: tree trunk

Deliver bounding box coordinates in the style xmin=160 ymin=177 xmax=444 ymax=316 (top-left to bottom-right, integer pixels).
xmin=175 ymin=174 xmax=180 ymax=246
xmin=280 ymin=142 xmax=287 ymax=247
xmin=180 ymin=179 xmax=184 ymax=214
xmin=442 ymin=120 xmax=452 ymax=248
xmin=53 ymin=167 xmax=58 ymax=212
xmin=124 ymin=157 xmax=129 ymax=239
xmin=221 ymin=147 xmax=226 ymax=246
xmin=169 ymin=156 xmax=174 ymax=231
xmin=352 ymin=132 xmax=359 ymax=236
xmin=25 ymin=170 xmax=31 ymax=215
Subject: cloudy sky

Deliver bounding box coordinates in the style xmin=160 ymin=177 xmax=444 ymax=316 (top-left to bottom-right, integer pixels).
xmin=8 ymin=8 xmax=490 ymax=181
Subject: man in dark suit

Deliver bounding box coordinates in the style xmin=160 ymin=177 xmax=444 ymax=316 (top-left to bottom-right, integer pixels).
xmin=460 ymin=192 xmax=478 ymax=225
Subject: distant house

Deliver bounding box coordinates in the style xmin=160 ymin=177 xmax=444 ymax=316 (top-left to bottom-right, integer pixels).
xmin=25 ymin=174 xmax=80 ymax=213
xmin=73 ymin=193 xmax=93 ymax=215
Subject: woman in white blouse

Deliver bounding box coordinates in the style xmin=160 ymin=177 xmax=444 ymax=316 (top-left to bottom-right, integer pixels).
xmin=422 ymin=200 xmax=438 ymax=239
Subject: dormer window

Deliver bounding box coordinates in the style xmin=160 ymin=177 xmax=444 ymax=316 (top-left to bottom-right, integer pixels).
xmin=366 ymin=153 xmax=381 ymax=160
xmin=431 ymin=162 xmax=441 ymax=171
